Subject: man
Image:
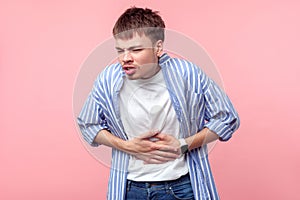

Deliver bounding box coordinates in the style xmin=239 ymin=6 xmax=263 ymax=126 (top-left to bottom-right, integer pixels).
xmin=77 ymin=7 xmax=240 ymax=200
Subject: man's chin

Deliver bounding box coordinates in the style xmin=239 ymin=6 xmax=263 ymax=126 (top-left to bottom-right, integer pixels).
xmin=126 ymin=74 xmax=139 ymax=80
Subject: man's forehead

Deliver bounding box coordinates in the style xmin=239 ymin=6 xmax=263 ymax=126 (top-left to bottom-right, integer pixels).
xmin=114 ymin=34 xmax=153 ymax=49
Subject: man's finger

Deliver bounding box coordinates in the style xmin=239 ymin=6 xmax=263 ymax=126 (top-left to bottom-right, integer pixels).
xmin=143 ymin=156 xmax=174 ymax=164
xmin=153 ymin=150 xmax=180 ymax=159
xmin=153 ymin=133 xmax=167 ymax=140
xmin=138 ymin=130 xmax=160 ymax=139
xmin=157 ymin=144 xmax=178 ymax=153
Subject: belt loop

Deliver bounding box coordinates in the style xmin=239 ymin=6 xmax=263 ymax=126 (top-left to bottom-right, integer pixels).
xmin=165 ymin=181 xmax=170 ymax=191
xmin=146 ymin=182 xmax=150 ymax=188
xmin=127 ymin=180 xmax=131 ymax=191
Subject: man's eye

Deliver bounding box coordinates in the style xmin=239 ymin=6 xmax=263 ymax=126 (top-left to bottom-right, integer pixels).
xmin=132 ymin=49 xmax=142 ymax=52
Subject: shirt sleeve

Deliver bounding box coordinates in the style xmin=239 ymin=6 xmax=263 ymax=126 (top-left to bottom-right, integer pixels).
xmin=77 ymin=75 xmax=108 ymax=147
xmin=201 ymin=71 xmax=240 ymax=141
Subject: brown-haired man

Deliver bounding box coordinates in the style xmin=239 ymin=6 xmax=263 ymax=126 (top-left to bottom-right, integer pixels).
xmin=78 ymin=7 xmax=239 ymax=200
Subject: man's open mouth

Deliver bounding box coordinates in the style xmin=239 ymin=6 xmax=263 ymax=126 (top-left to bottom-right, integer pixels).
xmin=123 ymin=65 xmax=137 ymax=75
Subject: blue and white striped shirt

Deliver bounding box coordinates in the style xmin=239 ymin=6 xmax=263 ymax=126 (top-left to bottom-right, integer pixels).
xmin=77 ymin=53 xmax=240 ymax=200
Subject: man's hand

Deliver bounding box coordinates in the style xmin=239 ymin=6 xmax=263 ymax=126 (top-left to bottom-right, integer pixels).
xmin=134 ymin=150 xmax=180 ymax=164
xmin=154 ymin=133 xmax=181 ymax=155
xmin=125 ymin=131 xmax=180 ymax=164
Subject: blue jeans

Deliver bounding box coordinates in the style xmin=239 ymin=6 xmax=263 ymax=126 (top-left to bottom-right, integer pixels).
xmin=125 ymin=173 xmax=194 ymax=200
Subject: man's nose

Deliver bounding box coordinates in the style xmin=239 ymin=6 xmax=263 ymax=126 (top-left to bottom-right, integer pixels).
xmin=122 ymin=51 xmax=133 ymax=63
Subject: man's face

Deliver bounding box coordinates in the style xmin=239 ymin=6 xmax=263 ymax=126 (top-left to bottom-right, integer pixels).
xmin=115 ymin=33 xmax=162 ymax=80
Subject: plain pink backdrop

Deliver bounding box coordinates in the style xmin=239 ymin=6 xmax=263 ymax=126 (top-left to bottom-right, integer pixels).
xmin=1 ymin=0 xmax=299 ymax=199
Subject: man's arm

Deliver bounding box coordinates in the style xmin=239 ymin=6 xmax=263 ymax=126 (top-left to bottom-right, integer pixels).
xmin=153 ymin=66 xmax=240 ymax=155
xmin=185 ymin=128 xmax=219 ymax=150
xmin=94 ymin=129 xmax=180 ymax=164
xmin=154 ymin=128 xmax=218 ymax=153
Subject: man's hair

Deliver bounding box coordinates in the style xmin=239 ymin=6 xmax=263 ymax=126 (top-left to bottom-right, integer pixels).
xmin=112 ymin=7 xmax=165 ymax=43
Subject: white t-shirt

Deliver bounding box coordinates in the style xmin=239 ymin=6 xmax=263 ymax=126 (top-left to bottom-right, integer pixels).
xmin=119 ymin=69 xmax=188 ymax=181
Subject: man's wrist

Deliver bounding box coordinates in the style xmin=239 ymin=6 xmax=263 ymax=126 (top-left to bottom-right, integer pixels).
xmin=112 ymin=137 xmax=133 ymax=154
xmin=178 ymin=138 xmax=188 ymax=154
xmin=121 ymin=140 xmax=135 ymax=154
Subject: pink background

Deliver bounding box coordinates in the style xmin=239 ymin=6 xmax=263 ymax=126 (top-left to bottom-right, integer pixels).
xmin=1 ymin=0 xmax=299 ymax=199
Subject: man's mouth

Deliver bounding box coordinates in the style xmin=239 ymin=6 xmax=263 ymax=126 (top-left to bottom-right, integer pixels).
xmin=123 ymin=65 xmax=137 ymax=75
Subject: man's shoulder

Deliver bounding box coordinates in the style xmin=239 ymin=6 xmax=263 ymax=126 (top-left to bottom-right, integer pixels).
xmin=97 ymin=63 xmax=123 ymax=79
xmin=103 ymin=62 xmax=122 ymax=74
xmin=164 ymin=56 xmax=202 ymax=76
xmin=92 ymin=63 xmax=123 ymax=89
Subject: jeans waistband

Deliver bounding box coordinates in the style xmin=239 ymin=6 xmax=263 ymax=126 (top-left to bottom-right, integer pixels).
xmin=127 ymin=173 xmax=190 ymax=188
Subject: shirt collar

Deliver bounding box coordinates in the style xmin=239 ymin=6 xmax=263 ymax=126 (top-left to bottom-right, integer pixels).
xmin=159 ymin=53 xmax=171 ymax=67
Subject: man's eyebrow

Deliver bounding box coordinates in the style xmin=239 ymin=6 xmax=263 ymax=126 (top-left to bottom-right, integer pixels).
xmin=115 ymin=45 xmax=144 ymax=50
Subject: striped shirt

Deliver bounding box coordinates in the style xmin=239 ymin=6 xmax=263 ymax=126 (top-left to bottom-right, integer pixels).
xmin=77 ymin=53 xmax=240 ymax=200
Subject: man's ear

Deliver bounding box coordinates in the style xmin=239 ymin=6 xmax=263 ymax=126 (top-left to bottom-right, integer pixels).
xmin=155 ymin=40 xmax=163 ymax=57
